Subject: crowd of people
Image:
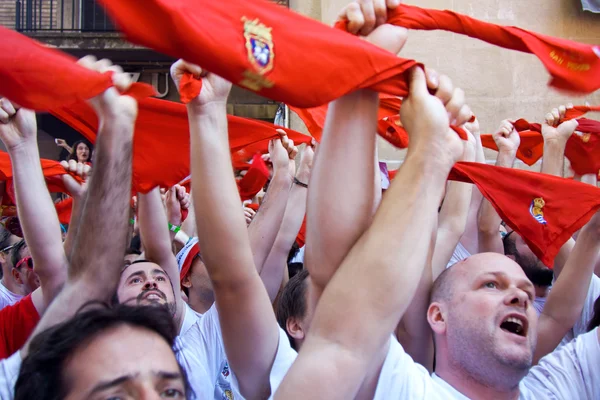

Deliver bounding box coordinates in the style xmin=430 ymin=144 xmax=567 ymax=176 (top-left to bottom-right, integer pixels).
xmin=0 ymin=0 xmax=598 ymax=399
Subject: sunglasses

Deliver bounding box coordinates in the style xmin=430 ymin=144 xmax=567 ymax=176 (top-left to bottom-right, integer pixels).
xmin=0 ymin=243 xmax=17 ymax=254
xmin=15 ymin=256 xmax=33 ymax=270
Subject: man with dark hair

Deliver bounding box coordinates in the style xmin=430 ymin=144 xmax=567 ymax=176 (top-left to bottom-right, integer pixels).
xmin=276 ymin=269 xmax=311 ymax=351
xmin=502 ymin=231 xmax=554 ymax=292
xmin=15 ymin=304 xmax=191 ymax=400
xmin=8 ymin=240 xmax=38 ymax=296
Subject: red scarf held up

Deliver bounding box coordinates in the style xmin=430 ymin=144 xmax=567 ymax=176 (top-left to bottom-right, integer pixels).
xmin=237 ymin=153 xmax=270 ymax=201
xmin=336 ymin=4 xmax=600 ymax=94
xmin=96 ymin=0 xmax=599 ymax=116
xmin=51 ymin=98 xmax=311 ymax=193
xmin=0 ymin=26 xmax=155 ymax=110
xmin=449 ymin=162 xmax=600 ymax=266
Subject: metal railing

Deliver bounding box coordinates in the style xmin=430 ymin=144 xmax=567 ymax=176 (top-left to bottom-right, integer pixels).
xmin=15 ymin=0 xmax=115 ymax=32
xmin=14 ymin=0 xmax=289 ymax=33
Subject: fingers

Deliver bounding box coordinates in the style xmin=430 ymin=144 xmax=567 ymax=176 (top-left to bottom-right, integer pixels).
xmin=343 ymin=2 xmax=364 ymax=35
xmin=433 ymin=74 xmax=454 ymax=106
xmin=455 ymin=104 xmax=473 ymax=127
xmin=357 ymin=0 xmax=377 ymax=36
xmin=0 ymin=98 xmax=16 ymax=124
xmin=275 ymin=129 xmax=298 ymax=159
xmin=445 ymin=88 xmax=465 ymax=124
xmin=373 ymin=0 xmax=388 ymax=27
xmin=386 ymin=0 xmax=400 ymax=7
xmin=495 ymin=120 xmax=514 ymax=137
xmin=407 ymin=67 xmax=429 ymax=97
xmin=78 ymin=55 xmax=132 ymax=92
xmin=424 ymin=68 xmax=440 ymax=91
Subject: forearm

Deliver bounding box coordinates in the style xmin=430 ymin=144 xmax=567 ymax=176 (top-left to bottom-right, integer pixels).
xmin=69 ymin=107 xmax=134 ymax=287
xmin=138 ymin=188 xmax=174 ymax=264
xmin=541 ymin=139 xmax=567 ymax=177
xmin=305 ymin=90 xmax=378 ymax=291
xmin=249 ymin=170 xmax=292 ymax=275
xmin=535 ymin=226 xmax=600 ymax=362
xmin=9 ymin=143 xmax=66 ymax=283
xmin=460 ymin=136 xmax=485 ymax=254
xmin=189 ymin=102 xmax=254 ymax=285
xmin=62 ymin=197 xmax=84 ymax=261
xmin=261 ymin=183 xmax=307 ymax=301
xmin=433 ymin=181 xmax=473 ymax=279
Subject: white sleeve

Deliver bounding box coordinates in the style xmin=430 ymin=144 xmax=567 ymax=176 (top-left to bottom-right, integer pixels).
xmin=0 ymin=351 xmax=21 ymax=400
xmin=268 ymin=328 xmax=298 ymax=396
xmin=523 ymin=327 xmax=600 ymax=399
xmin=572 ymin=275 xmax=600 ymax=337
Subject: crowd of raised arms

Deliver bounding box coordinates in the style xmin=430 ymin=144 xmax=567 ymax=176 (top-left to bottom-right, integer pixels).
xmin=0 ymin=0 xmax=599 ymax=399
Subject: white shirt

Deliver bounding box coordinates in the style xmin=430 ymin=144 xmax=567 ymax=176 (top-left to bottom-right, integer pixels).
xmin=446 ymin=242 xmax=471 ymax=269
xmin=0 ymin=282 xmax=22 ymax=311
xmin=175 ymin=304 xmax=297 ymax=400
xmin=0 ymin=351 xmax=21 ymax=400
xmin=371 ymin=330 xmax=600 ymax=399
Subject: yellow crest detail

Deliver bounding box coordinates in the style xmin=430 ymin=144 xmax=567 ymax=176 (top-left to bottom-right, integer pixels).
xmin=530 ymin=197 xmax=547 ymax=225
xmin=582 ymin=133 xmax=591 ymax=143
xmin=240 ymin=17 xmax=275 ymax=92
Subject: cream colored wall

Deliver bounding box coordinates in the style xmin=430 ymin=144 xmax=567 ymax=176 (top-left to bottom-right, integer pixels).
xmin=289 ymin=0 xmax=600 ymax=168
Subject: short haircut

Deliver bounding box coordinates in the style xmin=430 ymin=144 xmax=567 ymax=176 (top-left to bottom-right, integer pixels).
xmin=430 ymin=263 xmax=459 ymax=304
xmin=15 ymin=303 xmax=192 ymax=400
xmin=587 ymin=295 xmax=600 ymax=332
xmin=0 ymin=226 xmax=12 ymax=250
xmin=276 ymin=268 xmax=309 ymax=350
xmin=11 ymin=239 xmax=27 ymax=268
xmin=502 ymin=231 xmax=517 ymax=257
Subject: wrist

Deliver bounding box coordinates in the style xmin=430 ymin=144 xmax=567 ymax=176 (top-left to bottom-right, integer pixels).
xmin=187 ymin=100 xmax=227 ymax=115
xmin=168 ymin=222 xmax=181 ymax=234
xmin=6 ymin=140 xmax=38 ymax=155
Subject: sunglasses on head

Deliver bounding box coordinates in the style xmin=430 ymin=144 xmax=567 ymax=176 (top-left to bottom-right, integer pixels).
xmin=0 ymin=243 xmax=17 ymax=254
xmin=15 ymin=256 xmax=33 ymax=270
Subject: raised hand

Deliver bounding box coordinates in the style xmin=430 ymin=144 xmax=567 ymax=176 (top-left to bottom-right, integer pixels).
xmin=338 ymin=0 xmax=402 ymax=36
xmin=542 ymin=104 xmax=579 ymax=143
xmin=296 ymin=139 xmax=316 ymax=183
xmin=0 ymin=99 xmax=36 ymax=151
xmin=170 ymin=59 xmax=232 ymax=107
xmin=60 ymin=160 xmax=91 ymax=200
xmin=165 ymin=184 xmax=190 ymax=226
xmin=400 ymin=67 xmax=465 ymax=169
xmin=492 ymin=120 xmax=520 ymax=154
xmin=269 ymin=130 xmax=294 ymax=177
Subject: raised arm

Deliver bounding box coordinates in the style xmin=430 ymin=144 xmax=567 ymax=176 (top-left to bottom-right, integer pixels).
xmin=477 ymin=120 xmax=520 ymax=254
xmin=0 ymin=100 xmax=67 ymax=315
xmin=172 ymin=60 xmax=280 ymax=399
xmin=534 ymin=206 xmax=600 ymax=362
xmin=432 ymin=126 xmax=475 ymax=277
xmin=249 ymin=130 xmax=296 ymax=275
xmin=262 ymin=143 xmax=315 ymax=301
xmin=540 ymin=105 xmax=579 ymax=275
xmin=457 ymin=117 xmax=484 ymax=255
xmin=275 ymin=66 xmax=465 ymax=400
xmin=21 ymin=58 xmax=138 ymax=356
xmin=60 ymin=160 xmax=91 ymax=260
xmin=137 ymin=187 xmax=185 ymax=326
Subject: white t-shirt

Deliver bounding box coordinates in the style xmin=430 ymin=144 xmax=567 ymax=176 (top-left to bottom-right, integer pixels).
xmin=175 ymin=304 xmax=297 ymax=400
xmin=0 ymin=351 xmax=21 ymax=400
xmin=446 ymin=243 xmax=471 ymax=269
xmin=371 ymin=330 xmax=600 ymax=399
xmin=0 ymin=282 xmax=22 ymax=311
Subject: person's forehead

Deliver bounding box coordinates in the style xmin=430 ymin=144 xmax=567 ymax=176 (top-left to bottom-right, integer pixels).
xmin=121 ymin=262 xmax=167 ymax=279
xmin=456 ymin=254 xmax=528 ymax=284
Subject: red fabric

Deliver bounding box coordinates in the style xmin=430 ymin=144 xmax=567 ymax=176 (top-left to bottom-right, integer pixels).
xmin=97 ymin=0 xmax=420 ymax=108
xmin=296 ymin=217 xmax=307 ymax=248
xmin=179 ymin=73 xmax=203 ymax=104
xmin=564 ymin=105 xmax=600 ymax=120
xmin=449 ymin=162 xmax=600 ymax=266
xmin=238 ymin=153 xmax=270 ymax=201
xmin=51 ymin=98 xmax=311 ymax=193
xmin=179 ymin=243 xmax=200 ymax=283
xmin=0 ymin=294 xmax=39 ymax=359
xmin=247 ymin=203 xmax=260 ymax=212
xmin=480 ymin=130 xmax=544 ymax=166
xmin=55 ymin=198 xmax=74 ymax=225
xmin=0 ymin=26 xmax=155 ymax=110
xmin=337 ymin=5 xmax=600 ymax=94
xmin=565 ymin=118 xmax=600 ymax=175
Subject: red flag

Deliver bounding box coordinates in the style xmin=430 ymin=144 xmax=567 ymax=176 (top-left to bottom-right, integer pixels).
xmin=564 ymin=105 xmax=600 ymax=120
xmin=564 ymin=118 xmax=600 ymax=176
xmin=51 ymin=98 xmax=311 ymax=193
xmin=337 ymin=4 xmax=600 ymax=94
xmin=449 ymin=162 xmax=600 ymax=266
xmin=0 ymin=26 xmax=155 ymax=110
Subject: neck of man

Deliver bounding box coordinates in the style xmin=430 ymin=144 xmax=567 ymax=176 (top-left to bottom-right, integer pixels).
xmin=187 ymin=289 xmax=214 ymax=315
xmin=436 ymin=356 xmax=521 ymax=400
xmin=0 ymin=267 xmax=25 ymax=296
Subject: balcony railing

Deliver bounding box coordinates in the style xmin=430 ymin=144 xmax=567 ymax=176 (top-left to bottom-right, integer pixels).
xmin=14 ymin=0 xmax=289 ymax=33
